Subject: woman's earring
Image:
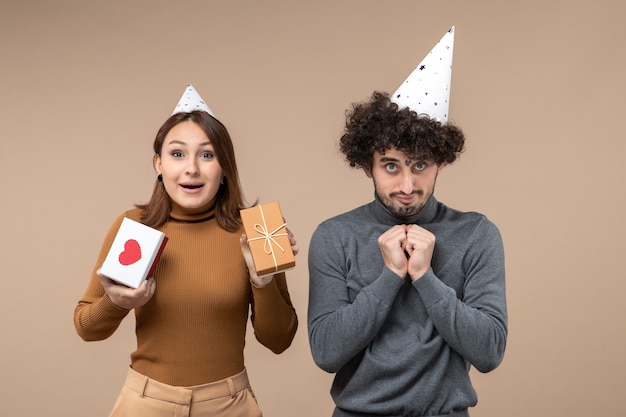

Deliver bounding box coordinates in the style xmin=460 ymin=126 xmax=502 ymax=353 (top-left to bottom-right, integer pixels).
xmin=220 ymin=176 xmax=225 ymax=185
xmin=157 ymin=174 xmax=163 ymax=182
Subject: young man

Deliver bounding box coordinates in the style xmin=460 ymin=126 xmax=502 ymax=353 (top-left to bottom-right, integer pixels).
xmin=307 ymin=29 xmax=507 ymax=417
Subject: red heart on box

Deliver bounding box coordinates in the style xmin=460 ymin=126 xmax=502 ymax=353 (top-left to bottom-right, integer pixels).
xmin=119 ymin=239 xmax=142 ymax=265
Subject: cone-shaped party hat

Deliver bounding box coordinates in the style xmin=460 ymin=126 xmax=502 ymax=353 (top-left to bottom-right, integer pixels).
xmin=391 ymin=26 xmax=455 ymax=123
xmin=171 ymin=84 xmax=216 ymax=118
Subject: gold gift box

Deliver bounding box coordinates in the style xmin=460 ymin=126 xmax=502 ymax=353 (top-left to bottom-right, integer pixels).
xmin=240 ymin=201 xmax=296 ymax=277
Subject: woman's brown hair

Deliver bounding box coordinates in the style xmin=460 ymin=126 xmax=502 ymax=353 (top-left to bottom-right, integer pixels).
xmin=136 ymin=111 xmax=249 ymax=231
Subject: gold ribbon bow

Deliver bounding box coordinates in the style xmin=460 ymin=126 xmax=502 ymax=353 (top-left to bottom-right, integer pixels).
xmin=246 ymin=205 xmax=288 ymax=272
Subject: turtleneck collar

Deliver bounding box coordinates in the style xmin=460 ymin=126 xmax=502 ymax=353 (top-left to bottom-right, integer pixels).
xmin=369 ymin=192 xmax=439 ymax=226
xmin=169 ymin=198 xmax=217 ymax=223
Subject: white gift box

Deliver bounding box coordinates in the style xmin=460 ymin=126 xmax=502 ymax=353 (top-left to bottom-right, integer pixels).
xmin=100 ymin=217 xmax=168 ymax=289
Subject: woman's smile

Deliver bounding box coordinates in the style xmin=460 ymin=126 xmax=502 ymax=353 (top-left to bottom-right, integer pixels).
xmin=180 ymin=182 xmax=205 ymax=193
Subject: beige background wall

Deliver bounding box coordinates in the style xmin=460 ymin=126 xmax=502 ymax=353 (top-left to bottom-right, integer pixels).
xmin=1 ymin=1 xmax=624 ymax=416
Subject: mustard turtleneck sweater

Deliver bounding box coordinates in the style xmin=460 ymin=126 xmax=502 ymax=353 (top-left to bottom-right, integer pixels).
xmin=74 ymin=200 xmax=298 ymax=386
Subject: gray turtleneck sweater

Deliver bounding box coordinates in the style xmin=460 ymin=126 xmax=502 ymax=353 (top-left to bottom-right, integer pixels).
xmin=307 ymin=195 xmax=507 ymax=417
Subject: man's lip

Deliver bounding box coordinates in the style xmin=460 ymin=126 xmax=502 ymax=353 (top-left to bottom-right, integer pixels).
xmin=393 ymin=193 xmax=417 ymax=204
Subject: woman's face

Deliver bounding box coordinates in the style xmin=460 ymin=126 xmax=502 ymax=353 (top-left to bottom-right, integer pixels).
xmin=154 ymin=120 xmax=223 ymax=209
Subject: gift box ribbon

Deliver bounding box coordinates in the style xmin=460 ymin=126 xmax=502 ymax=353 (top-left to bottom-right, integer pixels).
xmin=246 ymin=205 xmax=288 ymax=273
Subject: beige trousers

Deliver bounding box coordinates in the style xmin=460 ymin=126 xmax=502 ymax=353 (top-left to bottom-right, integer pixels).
xmin=109 ymin=367 xmax=262 ymax=417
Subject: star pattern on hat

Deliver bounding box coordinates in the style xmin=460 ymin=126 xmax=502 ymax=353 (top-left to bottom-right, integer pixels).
xmin=171 ymin=84 xmax=216 ymax=118
xmin=391 ymin=26 xmax=455 ymax=123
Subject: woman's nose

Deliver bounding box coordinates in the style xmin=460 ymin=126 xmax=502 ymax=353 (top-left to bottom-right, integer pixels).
xmin=186 ymin=160 xmax=199 ymax=175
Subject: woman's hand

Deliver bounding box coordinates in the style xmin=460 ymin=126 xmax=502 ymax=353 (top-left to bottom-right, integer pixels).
xmin=287 ymin=227 xmax=299 ymax=256
xmin=98 ymin=269 xmax=156 ymax=310
xmin=240 ymin=228 xmax=298 ymax=288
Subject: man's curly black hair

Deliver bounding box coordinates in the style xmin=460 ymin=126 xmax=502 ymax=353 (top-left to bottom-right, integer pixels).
xmin=339 ymin=91 xmax=465 ymax=169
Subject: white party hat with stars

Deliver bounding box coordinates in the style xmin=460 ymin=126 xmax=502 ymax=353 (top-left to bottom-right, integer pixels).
xmin=171 ymin=84 xmax=216 ymax=118
xmin=391 ymin=26 xmax=455 ymax=123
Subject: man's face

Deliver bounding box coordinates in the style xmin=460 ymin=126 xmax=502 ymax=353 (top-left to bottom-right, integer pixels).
xmin=365 ymin=148 xmax=443 ymax=218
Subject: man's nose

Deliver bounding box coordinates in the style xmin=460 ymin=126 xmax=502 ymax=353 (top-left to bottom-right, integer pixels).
xmin=399 ymin=173 xmax=414 ymax=194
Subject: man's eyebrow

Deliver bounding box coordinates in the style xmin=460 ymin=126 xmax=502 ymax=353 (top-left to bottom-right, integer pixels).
xmin=378 ymin=155 xmax=422 ymax=167
xmin=378 ymin=156 xmax=401 ymax=163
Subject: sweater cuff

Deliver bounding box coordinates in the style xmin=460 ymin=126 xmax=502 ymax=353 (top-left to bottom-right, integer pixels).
xmin=250 ymin=276 xmax=280 ymax=295
xmin=372 ymin=267 xmax=406 ymax=306
xmin=101 ymin=293 xmax=133 ymax=316
xmin=412 ymin=268 xmax=453 ymax=309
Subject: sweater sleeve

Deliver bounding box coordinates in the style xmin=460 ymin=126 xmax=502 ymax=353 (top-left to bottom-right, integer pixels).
xmin=413 ymin=218 xmax=508 ymax=373
xmin=250 ymin=272 xmax=298 ymax=354
xmin=307 ymin=223 xmax=405 ymax=373
xmin=73 ymin=213 xmax=132 ymax=341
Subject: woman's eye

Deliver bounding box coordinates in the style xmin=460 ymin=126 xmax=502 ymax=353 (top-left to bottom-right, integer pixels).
xmin=201 ymin=152 xmax=214 ymax=159
xmin=171 ymin=151 xmax=183 ymax=158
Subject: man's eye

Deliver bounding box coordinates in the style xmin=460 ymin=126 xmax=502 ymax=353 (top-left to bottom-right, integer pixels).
xmin=414 ymin=163 xmax=426 ymax=171
xmin=385 ymin=164 xmax=397 ymax=172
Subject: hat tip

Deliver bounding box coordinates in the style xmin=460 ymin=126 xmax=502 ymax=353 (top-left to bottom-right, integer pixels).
xmin=171 ymin=84 xmax=217 ymax=118
xmin=389 ymin=27 xmax=455 ymax=123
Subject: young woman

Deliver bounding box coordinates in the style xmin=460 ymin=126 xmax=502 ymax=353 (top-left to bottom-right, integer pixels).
xmin=74 ymin=85 xmax=298 ymax=417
